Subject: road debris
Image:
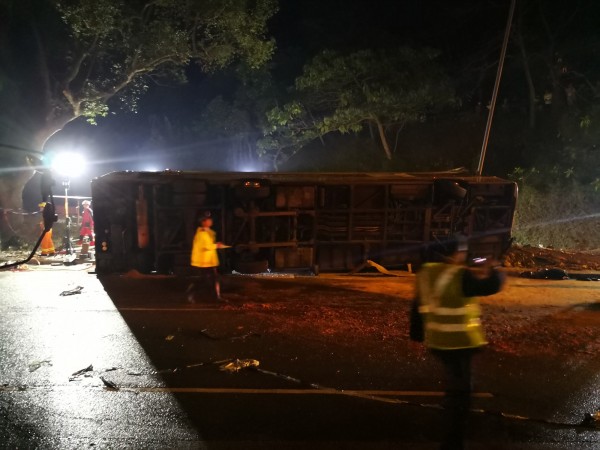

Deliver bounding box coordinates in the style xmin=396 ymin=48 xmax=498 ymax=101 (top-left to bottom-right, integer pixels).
xmin=231 ymin=270 xmax=295 ymax=278
xmin=99 ymin=376 xmax=119 ymax=390
xmin=520 ymin=268 xmax=600 ymax=281
xmin=230 ymin=332 xmax=261 ymax=341
xmin=28 ymin=359 xmax=52 ymax=372
xmin=185 ymin=362 xmax=204 ymax=369
xmin=519 ymin=268 xmax=569 ymax=279
xmin=581 ymin=411 xmax=600 ymax=428
xmin=219 ymin=359 xmax=260 ymax=372
xmin=60 ymin=285 xmax=84 ymax=296
xmin=71 ymin=364 xmax=93 ymax=377
xmin=349 ymin=259 xmax=405 ymax=276
xmin=199 ymin=328 xmax=260 ymax=341
xmin=199 ymin=329 xmax=219 ymax=340
xmin=165 ymin=335 xmax=175 ymax=341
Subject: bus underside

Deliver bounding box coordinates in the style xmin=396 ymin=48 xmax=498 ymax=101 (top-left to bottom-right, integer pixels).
xmin=91 ymin=171 xmax=517 ymax=275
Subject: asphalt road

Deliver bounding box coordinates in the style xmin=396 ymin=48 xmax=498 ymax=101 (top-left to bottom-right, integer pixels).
xmin=1 ymin=264 xmax=600 ymax=449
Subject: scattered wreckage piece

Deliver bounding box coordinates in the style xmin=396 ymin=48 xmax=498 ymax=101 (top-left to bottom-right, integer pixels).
xmin=99 ymin=376 xmax=119 ymax=390
xmin=219 ymin=359 xmax=260 ymax=373
xmin=71 ymin=364 xmax=93 ymax=378
xmin=519 ymin=267 xmax=600 ymax=281
xmin=519 ymin=268 xmax=569 ymax=280
xmin=60 ymin=285 xmax=84 ymax=296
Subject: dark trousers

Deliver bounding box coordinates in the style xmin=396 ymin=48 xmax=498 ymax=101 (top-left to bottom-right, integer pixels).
xmin=431 ymin=348 xmax=480 ymax=450
xmin=187 ymin=267 xmax=220 ymax=299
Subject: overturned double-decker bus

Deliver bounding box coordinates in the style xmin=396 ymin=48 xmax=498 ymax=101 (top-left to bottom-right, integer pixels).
xmin=91 ymin=170 xmax=517 ymax=275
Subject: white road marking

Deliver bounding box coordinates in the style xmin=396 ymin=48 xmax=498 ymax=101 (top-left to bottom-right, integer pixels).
xmin=0 ymin=385 xmax=492 ymax=398
xmin=127 ymin=387 xmax=493 ymax=398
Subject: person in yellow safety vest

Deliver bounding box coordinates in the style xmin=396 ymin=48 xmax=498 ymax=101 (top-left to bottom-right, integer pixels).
xmin=187 ymin=211 xmax=226 ymax=302
xmin=416 ymin=235 xmax=504 ymax=449
xmin=38 ymin=202 xmax=55 ymax=256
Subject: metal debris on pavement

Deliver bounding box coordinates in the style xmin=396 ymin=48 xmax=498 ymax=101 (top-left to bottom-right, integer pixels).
xmin=60 ymin=285 xmax=84 ymax=296
xmin=231 ymin=270 xmax=295 ymax=278
xmin=199 ymin=329 xmax=260 ymax=341
xmin=230 ymin=332 xmax=261 ymax=341
xmin=199 ymin=329 xmax=219 ymax=340
xmin=71 ymin=364 xmax=93 ymax=377
xmin=28 ymin=359 xmax=52 ymax=372
xmin=99 ymin=376 xmax=119 ymax=390
xmin=365 ymin=260 xmax=403 ymax=277
xmin=185 ymin=362 xmax=204 ymax=369
xmin=219 ymin=358 xmax=260 ymax=372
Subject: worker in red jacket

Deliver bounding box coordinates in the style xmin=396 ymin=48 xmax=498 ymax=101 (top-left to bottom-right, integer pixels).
xmin=79 ymin=200 xmax=94 ymax=244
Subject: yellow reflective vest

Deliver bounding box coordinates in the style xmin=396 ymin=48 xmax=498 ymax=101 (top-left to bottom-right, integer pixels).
xmin=417 ymin=262 xmax=487 ymax=350
xmin=190 ymin=227 xmax=219 ymax=268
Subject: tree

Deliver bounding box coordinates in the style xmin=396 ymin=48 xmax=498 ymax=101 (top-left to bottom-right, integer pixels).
xmin=0 ymin=0 xmax=277 ymax=244
xmin=511 ymin=0 xmax=585 ymax=130
xmin=258 ymin=47 xmax=457 ymax=169
xmin=189 ymin=67 xmax=278 ymax=171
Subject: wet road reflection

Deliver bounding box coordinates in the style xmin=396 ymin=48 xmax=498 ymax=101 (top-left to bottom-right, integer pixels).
xmin=0 ymin=269 xmax=203 ymax=448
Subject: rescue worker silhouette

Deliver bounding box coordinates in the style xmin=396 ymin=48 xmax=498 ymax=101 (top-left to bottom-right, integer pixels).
xmin=187 ymin=211 xmax=225 ymax=302
xmin=38 ymin=202 xmax=55 ymax=256
xmin=79 ymin=200 xmax=94 ymax=244
xmin=415 ymin=235 xmax=504 ymax=449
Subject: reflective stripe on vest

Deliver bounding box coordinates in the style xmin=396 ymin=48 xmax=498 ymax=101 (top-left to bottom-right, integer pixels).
xmin=418 ymin=263 xmax=487 ymax=350
xmin=420 ymin=304 xmax=481 ymax=316
xmin=426 ymin=318 xmax=482 ymax=332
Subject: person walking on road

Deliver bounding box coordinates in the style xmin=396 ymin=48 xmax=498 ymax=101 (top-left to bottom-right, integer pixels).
xmin=415 ymin=235 xmax=505 ymax=449
xmin=79 ymin=200 xmax=94 ymax=244
xmin=187 ymin=211 xmax=225 ymax=302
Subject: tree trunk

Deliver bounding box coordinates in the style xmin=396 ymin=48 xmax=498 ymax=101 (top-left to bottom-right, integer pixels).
xmin=375 ymin=118 xmax=393 ymax=160
xmin=0 ymin=118 xmax=71 ymax=248
xmin=0 ymin=148 xmax=37 ymax=248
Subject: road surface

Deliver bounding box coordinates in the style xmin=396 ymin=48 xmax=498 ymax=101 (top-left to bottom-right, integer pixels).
xmin=1 ymin=264 xmax=600 ymax=449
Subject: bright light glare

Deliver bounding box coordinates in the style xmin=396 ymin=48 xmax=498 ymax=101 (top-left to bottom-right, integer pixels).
xmin=238 ymin=164 xmax=260 ymax=172
xmin=51 ymin=152 xmax=86 ymax=178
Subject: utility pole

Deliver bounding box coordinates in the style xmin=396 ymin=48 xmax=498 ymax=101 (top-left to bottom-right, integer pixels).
xmin=477 ymin=0 xmax=517 ymax=176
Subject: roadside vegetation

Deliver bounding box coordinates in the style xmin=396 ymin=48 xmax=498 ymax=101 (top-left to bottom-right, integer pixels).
xmin=510 ymin=104 xmax=600 ymax=250
xmin=512 ymin=170 xmax=600 ymax=251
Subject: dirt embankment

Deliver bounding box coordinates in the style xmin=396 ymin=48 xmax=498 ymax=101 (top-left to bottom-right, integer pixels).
xmin=504 ymin=244 xmax=600 ymax=272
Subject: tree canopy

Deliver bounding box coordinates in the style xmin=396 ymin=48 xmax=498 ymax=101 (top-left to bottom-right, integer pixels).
xmin=258 ymin=47 xmax=457 ymax=168
xmin=0 ymin=0 xmax=277 ymax=151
